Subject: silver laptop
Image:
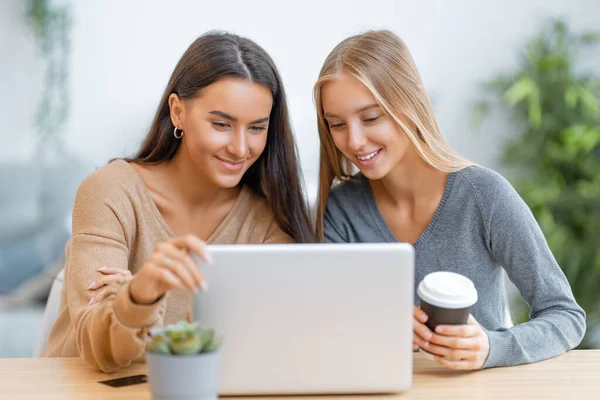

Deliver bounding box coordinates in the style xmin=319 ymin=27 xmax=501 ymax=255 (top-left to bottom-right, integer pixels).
xmin=192 ymin=243 xmax=414 ymax=395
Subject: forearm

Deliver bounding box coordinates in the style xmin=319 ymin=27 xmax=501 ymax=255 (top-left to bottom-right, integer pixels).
xmin=74 ymin=281 xmax=166 ymax=373
xmin=483 ymin=305 xmax=585 ymax=368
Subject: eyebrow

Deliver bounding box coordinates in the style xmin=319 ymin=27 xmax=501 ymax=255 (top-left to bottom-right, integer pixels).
xmin=323 ymin=104 xmax=380 ymax=119
xmin=209 ymin=110 xmax=269 ymax=124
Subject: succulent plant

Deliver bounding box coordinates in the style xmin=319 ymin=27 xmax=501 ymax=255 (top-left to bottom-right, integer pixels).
xmin=147 ymin=320 xmax=222 ymax=355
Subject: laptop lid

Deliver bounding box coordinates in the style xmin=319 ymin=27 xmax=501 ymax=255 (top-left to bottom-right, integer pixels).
xmin=193 ymin=243 xmax=414 ymax=395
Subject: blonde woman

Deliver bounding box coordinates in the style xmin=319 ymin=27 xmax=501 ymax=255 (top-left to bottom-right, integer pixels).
xmin=313 ymin=30 xmax=585 ymax=370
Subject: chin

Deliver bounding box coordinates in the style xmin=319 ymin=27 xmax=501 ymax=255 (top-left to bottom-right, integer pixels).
xmin=356 ymin=165 xmax=390 ymax=181
xmin=210 ymin=173 xmax=244 ymax=189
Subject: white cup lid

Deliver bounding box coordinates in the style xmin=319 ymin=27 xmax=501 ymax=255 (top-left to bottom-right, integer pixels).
xmin=417 ymin=271 xmax=478 ymax=309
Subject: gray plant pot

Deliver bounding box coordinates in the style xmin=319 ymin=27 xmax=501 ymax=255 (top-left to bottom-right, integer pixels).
xmin=146 ymin=350 xmax=220 ymax=400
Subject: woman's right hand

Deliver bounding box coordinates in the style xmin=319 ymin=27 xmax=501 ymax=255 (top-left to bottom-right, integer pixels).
xmin=129 ymin=235 xmax=212 ymax=305
xmin=413 ymin=305 xmax=433 ymax=350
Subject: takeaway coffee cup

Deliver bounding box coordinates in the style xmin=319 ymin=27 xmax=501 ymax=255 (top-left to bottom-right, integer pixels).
xmin=417 ymin=271 xmax=478 ymax=331
xmin=416 ymin=271 xmax=478 ymax=360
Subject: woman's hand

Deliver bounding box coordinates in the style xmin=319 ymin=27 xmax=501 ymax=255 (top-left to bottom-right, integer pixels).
xmin=413 ymin=305 xmax=433 ymax=350
xmin=128 ymin=235 xmax=211 ymax=305
xmin=87 ymin=267 xmax=132 ymax=305
xmin=426 ymin=314 xmax=490 ymax=370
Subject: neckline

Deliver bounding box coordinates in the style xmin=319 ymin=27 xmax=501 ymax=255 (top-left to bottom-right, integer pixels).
xmin=359 ymin=171 xmax=457 ymax=249
xmin=115 ymin=159 xmax=248 ymax=243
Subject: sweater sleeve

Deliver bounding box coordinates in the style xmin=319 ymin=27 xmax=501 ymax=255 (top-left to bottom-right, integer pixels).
xmin=469 ymin=171 xmax=586 ymax=368
xmin=64 ymin=170 xmax=167 ymax=373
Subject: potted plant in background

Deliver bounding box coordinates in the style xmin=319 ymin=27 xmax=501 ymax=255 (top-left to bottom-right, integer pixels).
xmin=146 ymin=321 xmax=223 ymax=400
xmin=473 ymin=19 xmax=600 ymax=348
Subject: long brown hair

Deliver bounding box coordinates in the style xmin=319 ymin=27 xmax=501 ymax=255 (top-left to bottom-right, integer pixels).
xmin=313 ymin=30 xmax=472 ymax=240
xmin=127 ymin=31 xmax=315 ymax=243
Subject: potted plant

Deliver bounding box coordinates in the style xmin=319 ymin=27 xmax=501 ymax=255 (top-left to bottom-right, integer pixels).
xmin=146 ymin=321 xmax=223 ymax=400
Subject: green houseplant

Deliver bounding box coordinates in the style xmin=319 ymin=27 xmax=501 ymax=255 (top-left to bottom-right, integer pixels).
xmin=146 ymin=321 xmax=223 ymax=400
xmin=473 ymin=20 xmax=600 ymax=348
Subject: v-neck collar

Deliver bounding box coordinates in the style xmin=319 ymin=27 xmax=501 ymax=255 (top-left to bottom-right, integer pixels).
xmin=117 ymin=159 xmax=248 ymax=243
xmin=358 ymin=171 xmax=456 ymax=249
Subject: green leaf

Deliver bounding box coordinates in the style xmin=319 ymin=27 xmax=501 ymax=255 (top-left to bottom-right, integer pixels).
xmin=576 ymin=180 xmax=600 ymax=199
xmin=528 ymin=90 xmax=542 ymax=128
xmin=503 ymin=76 xmax=536 ymax=106
xmin=577 ymin=87 xmax=600 ymax=114
xmin=561 ymin=125 xmax=600 ymax=154
xmin=564 ymin=85 xmax=579 ymax=108
xmin=148 ymin=334 xmax=171 ymax=355
xmin=170 ymin=336 xmax=204 ymax=355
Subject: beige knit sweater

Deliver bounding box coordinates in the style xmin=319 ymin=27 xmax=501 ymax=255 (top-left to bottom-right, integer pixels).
xmin=43 ymin=159 xmax=292 ymax=372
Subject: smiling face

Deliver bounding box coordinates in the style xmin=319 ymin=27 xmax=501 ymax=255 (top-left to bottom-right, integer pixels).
xmin=320 ymin=73 xmax=412 ymax=181
xmin=170 ymin=77 xmax=273 ymax=188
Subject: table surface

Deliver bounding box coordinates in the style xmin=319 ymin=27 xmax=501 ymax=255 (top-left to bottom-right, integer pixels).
xmin=1 ymin=350 xmax=599 ymax=399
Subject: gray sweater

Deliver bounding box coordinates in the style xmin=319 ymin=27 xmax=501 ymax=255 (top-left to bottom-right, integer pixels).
xmin=324 ymin=165 xmax=586 ymax=368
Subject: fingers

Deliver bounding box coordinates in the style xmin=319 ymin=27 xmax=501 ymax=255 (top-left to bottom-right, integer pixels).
xmin=429 ymin=333 xmax=480 ymax=350
xmin=171 ymin=235 xmax=212 ymax=264
xmin=128 ymin=264 xmax=182 ymax=305
xmin=153 ymin=263 xmax=185 ymax=290
xmin=87 ymin=268 xmax=133 ymax=305
xmin=414 ymin=317 xmax=433 ymax=343
xmin=166 ymin=236 xmax=208 ymax=290
xmin=413 ymin=306 xmax=433 ymax=350
xmin=434 ymin=322 xmax=479 ymax=338
xmin=424 ymin=341 xmax=479 ymax=360
xmin=111 ymin=235 xmax=210 ymax=306
xmin=88 ymin=274 xmax=131 ymax=291
xmin=414 ymin=306 xmax=429 ymax=324
xmin=152 ymin=244 xmax=199 ymax=292
xmin=434 ymin=356 xmax=481 ymax=371
xmin=97 ymin=266 xmax=132 ymax=277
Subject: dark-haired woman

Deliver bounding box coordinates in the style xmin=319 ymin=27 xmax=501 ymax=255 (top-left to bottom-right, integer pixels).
xmin=43 ymin=32 xmax=314 ymax=372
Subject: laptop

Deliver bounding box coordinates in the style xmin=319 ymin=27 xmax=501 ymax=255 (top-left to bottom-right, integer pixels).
xmin=192 ymin=243 xmax=414 ymax=395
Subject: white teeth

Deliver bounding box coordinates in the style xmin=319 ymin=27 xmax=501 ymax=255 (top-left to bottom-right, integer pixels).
xmin=357 ymin=150 xmax=380 ymax=161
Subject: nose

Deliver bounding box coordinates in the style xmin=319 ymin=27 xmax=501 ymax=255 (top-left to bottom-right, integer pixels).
xmin=226 ymin=128 xmax=249 ymax=160
xmin=347 ymin=121 xmax=368 ymax=151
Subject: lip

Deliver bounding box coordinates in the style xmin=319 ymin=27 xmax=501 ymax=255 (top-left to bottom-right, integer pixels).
xmin=355 ymin=149 xmax=381 ymax=157
xmin=355 ymin=148 xmax=382 ymax=167
xmin=216 ymin=156 xmax=245 ymax=172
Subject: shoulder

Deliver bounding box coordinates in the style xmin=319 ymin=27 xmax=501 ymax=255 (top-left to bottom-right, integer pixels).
xmin=454 ymin=165 xmax=521 ymax=205
xmin=454 ymin=165 xmax=532 ymax=228
xmin=327 ymin=174 xmax=369 ymax=212
xmin=73 ymin=159 xmax=143 ymax=224
xmin=75 ymin=159 xmax=139 ymax=202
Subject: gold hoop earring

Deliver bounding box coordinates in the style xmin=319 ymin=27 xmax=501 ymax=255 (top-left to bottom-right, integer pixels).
xmin=174 ymin=127 xmax=183 ymax=139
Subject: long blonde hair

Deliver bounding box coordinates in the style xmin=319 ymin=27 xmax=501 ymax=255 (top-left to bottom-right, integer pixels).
xmin=314 ymin=30 xmax=472 ymax=240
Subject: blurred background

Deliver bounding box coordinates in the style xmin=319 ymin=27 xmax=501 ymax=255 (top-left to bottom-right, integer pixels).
xmin=1 ymin=0 xmax=599 ymax=357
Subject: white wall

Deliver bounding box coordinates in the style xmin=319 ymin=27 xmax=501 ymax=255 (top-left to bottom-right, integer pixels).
xmin=3 ymin=0 xmax=600 ymax=202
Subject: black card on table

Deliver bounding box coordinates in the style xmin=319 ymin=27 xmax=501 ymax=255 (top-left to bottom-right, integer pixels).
xmin=98 ymin=374 xmax=147 ymax=388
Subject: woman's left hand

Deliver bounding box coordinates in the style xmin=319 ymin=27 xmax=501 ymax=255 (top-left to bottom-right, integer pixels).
xmin=423 ymin=314 xmax=490 ymax=370
xmin=88 ymin=267 xmax=133 ymax=305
